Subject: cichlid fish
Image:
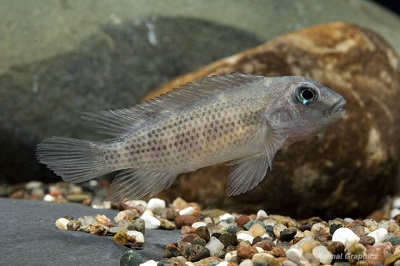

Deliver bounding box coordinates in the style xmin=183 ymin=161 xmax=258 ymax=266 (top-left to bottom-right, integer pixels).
xmin=37 ymin=73 xmax=346 ymax=201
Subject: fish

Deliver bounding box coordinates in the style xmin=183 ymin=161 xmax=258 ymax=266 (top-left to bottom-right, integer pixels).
xmin=37 ymin=73 xmax=346 ymax=201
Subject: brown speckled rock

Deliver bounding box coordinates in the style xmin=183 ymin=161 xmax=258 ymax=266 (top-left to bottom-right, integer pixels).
xmin=150 ymin=22 xmax=400 ymax=219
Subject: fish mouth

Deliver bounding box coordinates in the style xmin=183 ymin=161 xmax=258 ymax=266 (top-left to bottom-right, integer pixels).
xmin=331 ymin=98 xmax=346 ymax=115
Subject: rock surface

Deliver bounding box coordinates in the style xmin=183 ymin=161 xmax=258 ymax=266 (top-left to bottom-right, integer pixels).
xmin=147 ymin=22 xmax=400 ymax=219
xmin=0 ymin=198 xmax=181 ymax=265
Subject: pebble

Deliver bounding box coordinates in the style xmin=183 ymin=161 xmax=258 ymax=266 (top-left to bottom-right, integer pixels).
xmin=43 ymin=194 xmax=55 ymax=202
xmin=185 ymin=244 xmax=211 ymax=262
xmin=165 ymin=208 xmax=179 ymax=221
xmin=286 ymin=248 xmax=303 ymax=265
xmin=192 ymin=221 xmax=207 ymax=229
xmin=384 ymin=235 xmax=400 ymax=246
xmin=326 ymin=241 xmax=345 ymax=255
xmin=236 ymin=216 xmax=250 ymax=228
xmin=237 ymin=232 xmax=254 ymax=243
xmin=219 ymin=233 xmax=238 ymax=247
xmin=243 ymin=220 xmax=264 ymax=231
xmin=252 ymin=252 xmax=278 ymax=265
xmin=139 ymin=260 xmax=157 ymax=266
xmin=273 ymin=223 xmax=287 ymax=238
xmin=175 ymin=215 xmax=201 ymax=229
xmin=164 ymin=243 xmax=182 ymax=258
xmin=205 ymin=237 xmax=225 ymax=257
xmin=365 ymin=244 xmax=390 ymax=265
xmin=359 ymin=235 xmax=375 ymax=246
xmin=88 ymin=224 xmax=108 ymax=236
xmin=368 ymin=228 xmax=389 ymax=245
xmin=249 ymin=223 xmax=266 ymax=237
xmin=312 ymin=245 xmax=333 ymax=265
xmin=179 ymin=206 xmax=196 ymax=215
xmin=239 ymin=259 xmax=253 ymax=266
xmin=141 ymin=211 xmax=160 ymax=230
xmin=256 ymin=210 xmax=268 ymax=220
xmin=195 ymin=226 xmax=211 ymax=242
xmin=146 ymin=198 xmax=166 ymax=212
xmin=78 ymin=216 xmax=97 ymax=227
xmin=126 ymin=230 xmax=145 ymax=243
xmin=237 ymin=245 xmax=258 ymax=260
xmin=55 ymin=218 xmax=69 ymax=230
xmin=66 ymin=219 xmax=81 ymax=231
xmin=384 ymin=252 xmax=400 ymax=265
xmin=120 ymin=250 xmax=149 ymax=266
xmin=219 ymin=213 xmax=236 ymax=223
xmin=278 ymin=228 xmax=297 ymax=242
xmin=332 ymin=227 xmax=360 ymax=249
xmin=127 ymin=218 xmax=146 ymax=233
xmin=159 ymin=218 xmax=175 ymax=230
xmin=172 ymin=197 xmax=187 ymax=210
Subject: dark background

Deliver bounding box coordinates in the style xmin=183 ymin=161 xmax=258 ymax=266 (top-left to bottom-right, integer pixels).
xmin=372 ymin=0 xmax=400 ymax=15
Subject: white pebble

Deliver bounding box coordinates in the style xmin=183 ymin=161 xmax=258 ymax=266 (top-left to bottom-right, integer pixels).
xmin=239 ymin=259 xmax=253 ymax=266
xmin=146 ymin=198 xmax=166 ymax=211
xmin=141 ymin=210 xmax=160 ymax=229
xmin=391 ymin=208 xmax=400 ymax=219
xmin=256 ymin=210 xmax=268 ymax=219
xmin=224 ymin=251 xmax=237 ymax=261
xmin=312 ymin=245 xmax=333 ymax=265
xmin=179 ymin=206 xmax=195 ymax=215
xmin=237 ymin=232 xmax=254 ymax=243
xmin=367 ymin=228 xmax=388 ymax=245
xmin=125 ymin=200 xmax=147 ymax=208
xmin=393 ymin=197 xmax=400 ymax=208
xmin=191 ymin=222 xmax=207 ymax=229
xmin=255 ymin=247 xmax=263 ymax=253
xmin=344 ymin=217 xmax=354 ymax=223
xmin=55 ymin=218 xmax=69 ymax=230
xmin=286 ymin=248 xmax=303 ymax=265
xmin=310 ymin=222 xmax=325 ymax=233
xmin=219 ymin=213 xmax=235 ymax=223
xmin=126 ymin=230 xmax=145 ymax=243
xmin=273 ymin=223 xmax=287 ymax=238
xmin=216 ymin=261 xmax=229 ymax=266
xmin=43 ymin=194 xmax=55 ymax=202
xmin=332 ymin=228 xmax=360 ymax=249
xmin=205 ymin=236 xmax=224 ymax=256
xmin=139 ymin=260 xmax=157 ymax=266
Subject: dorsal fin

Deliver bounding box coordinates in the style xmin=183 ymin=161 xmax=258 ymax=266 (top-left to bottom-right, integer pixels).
xmin=82 ymin=73 xmax=265 ymax=137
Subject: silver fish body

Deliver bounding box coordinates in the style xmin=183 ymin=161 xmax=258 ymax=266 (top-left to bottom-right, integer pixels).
xmin=37 ymin=73 xmax=346 ymax=200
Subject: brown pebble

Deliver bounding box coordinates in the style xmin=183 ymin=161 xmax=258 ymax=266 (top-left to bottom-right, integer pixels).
xmin=359 ymin=235 xmax=375 ymax=246
xmin=195 ymin=226 xmax=211 ymax=242
xmin=237 ymin=245 xmax=258 ymax=259
xmin=385 ymin=252 xmax=400 ymax=265
xmin=349 ymin=225 xmax=365 ymax=237
xmin=181 ymin=234 xmax=200 ymax=243
xmin=113 ymin=230 xmax=127 ymax=246
xmin=88 ymin=224 xmax=108 ymax=236
xmin=365 ymin=244 xmax=391 ymax=265
xmin=326 ymin=241 xmax=345 ymax=255
xmin=181 ymin=225 xmax=193 ymax=235
xmin=164 ymin=243 xmax=182 ymax=258
xmin=166 ymin=208 xmax=179 ymax=221
xmin=254 ymin=240 xmax=273 ymax=251
xmin=67 ymin=219 xmax=81 ymax=231
xmin=271 ymin=246 xmax=286 ymax=258
xmin=175 ymin=215 xmax=201 ymax=229
xmin=236 ymin=215 xmax=250 ymax=228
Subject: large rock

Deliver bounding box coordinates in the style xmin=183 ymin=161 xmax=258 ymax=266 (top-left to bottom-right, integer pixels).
xmin=148 ymin=22 xmax=400 ymax=219
xmin=0 ymin=198 xmax=181 ymax=265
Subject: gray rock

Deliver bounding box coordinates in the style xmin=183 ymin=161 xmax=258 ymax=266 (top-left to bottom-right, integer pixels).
xmin=0 ymin=198 xmax=181 ymax=265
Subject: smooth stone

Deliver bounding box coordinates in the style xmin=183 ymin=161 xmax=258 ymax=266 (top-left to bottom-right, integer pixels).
xmin=195 ymin=226 xmax=211 ymax=242
xmin=286 ymin=248 xmax=303 ymax=265
xmin=159 ymin=219 xmax=175 ymax=230
xmin=236 ymin=216 xmax=250 ymax=228
xmin=273 ymin=223 xmax=287 ymax=238
xmin=326 ymin=241 xmax=345 ymax=255
xmin=139 ymin=260 xmax=157 ymax=266
xmin=219 ymin=233 xmax=238 ymax=247
xmin=384 ymin=235 xmax=400 ymax=246
xmin=359 ymin=235 xmax=375 ymax=246
xmin=120 ymin=250 xmax=149 ymax=266
xmin=249 ymin=223 xmax=267 ymax=237
xmin=278 ymin=228 xmax=297 ymax=242
xmin=126 ymin=230 xmax=145 ymax=243
xmin=174 ymin=215 xmax=201 ymax=229
xmin=205 ymin=236 xmax=225 ymax=257
xmin=141 ymin=211 xmax=161 ymax=230
xmin=179 ymin=206 xmax=195 ymax=215
xmin=239 ymin=259 xmax=253 ymax=266
xmin=365 ymin=244 xmax=391 ymax=265
xmin=163 ymin=243 xmax=182 ymax=258
xmin=312 ymin=245 xmax=333 ymax=265
xmin=256 ymin=210 xmax=268 ymax=220
xmin=237 ymin=232 xmax=255 ymax=243
xmin=368 ymin=228 xmax=389 ymax=245
xmin=237 ymin=245 xmax=258 ymax=260
xmin=146 ymin=198 xmax=166 ymax=212
xmin=252 ymin=253 xmax=278 ymax=266
xmin=219 ymin=213 xmax=235 ymax=223
xmin=128 ymin=218 xmax=146 ymax=234
xmin=332 ymin=228 xmax=360 ymax=249
xmin=55 ymin=218 xmax=69 ymax=231
xmin=243 ymin=220 xmax=264 ymax=231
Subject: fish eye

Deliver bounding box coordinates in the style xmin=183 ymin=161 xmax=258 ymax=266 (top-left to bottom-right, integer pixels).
xmin=295 ymin=85 xmax=318 ymax=105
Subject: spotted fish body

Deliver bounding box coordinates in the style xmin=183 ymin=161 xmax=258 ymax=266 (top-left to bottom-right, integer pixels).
xmin=37 ymin=73 xmax=346 ymax=200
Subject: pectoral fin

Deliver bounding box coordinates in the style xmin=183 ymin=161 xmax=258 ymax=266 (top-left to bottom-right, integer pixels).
xmin=226 ymin=132 xmax=287 ymax=196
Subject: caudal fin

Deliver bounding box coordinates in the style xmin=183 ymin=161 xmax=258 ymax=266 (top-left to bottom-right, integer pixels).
xmin=36 ymin=137 xmax=109 ymax=183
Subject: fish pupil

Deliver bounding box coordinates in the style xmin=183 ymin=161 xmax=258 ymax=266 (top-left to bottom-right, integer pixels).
xmin=295 ymin=85 xmax=318 ymax=105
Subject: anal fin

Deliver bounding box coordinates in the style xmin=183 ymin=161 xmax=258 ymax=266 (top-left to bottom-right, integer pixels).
xmin=106 ymin=169 xmax=178 ymax=201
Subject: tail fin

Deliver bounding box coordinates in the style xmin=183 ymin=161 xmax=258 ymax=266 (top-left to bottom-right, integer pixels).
xmin=36 ymin=137 xmax=109 ymax=183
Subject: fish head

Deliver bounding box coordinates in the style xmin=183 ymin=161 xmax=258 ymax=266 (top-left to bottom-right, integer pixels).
xmin=269 ymin=77 xmax=346 ymax=143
